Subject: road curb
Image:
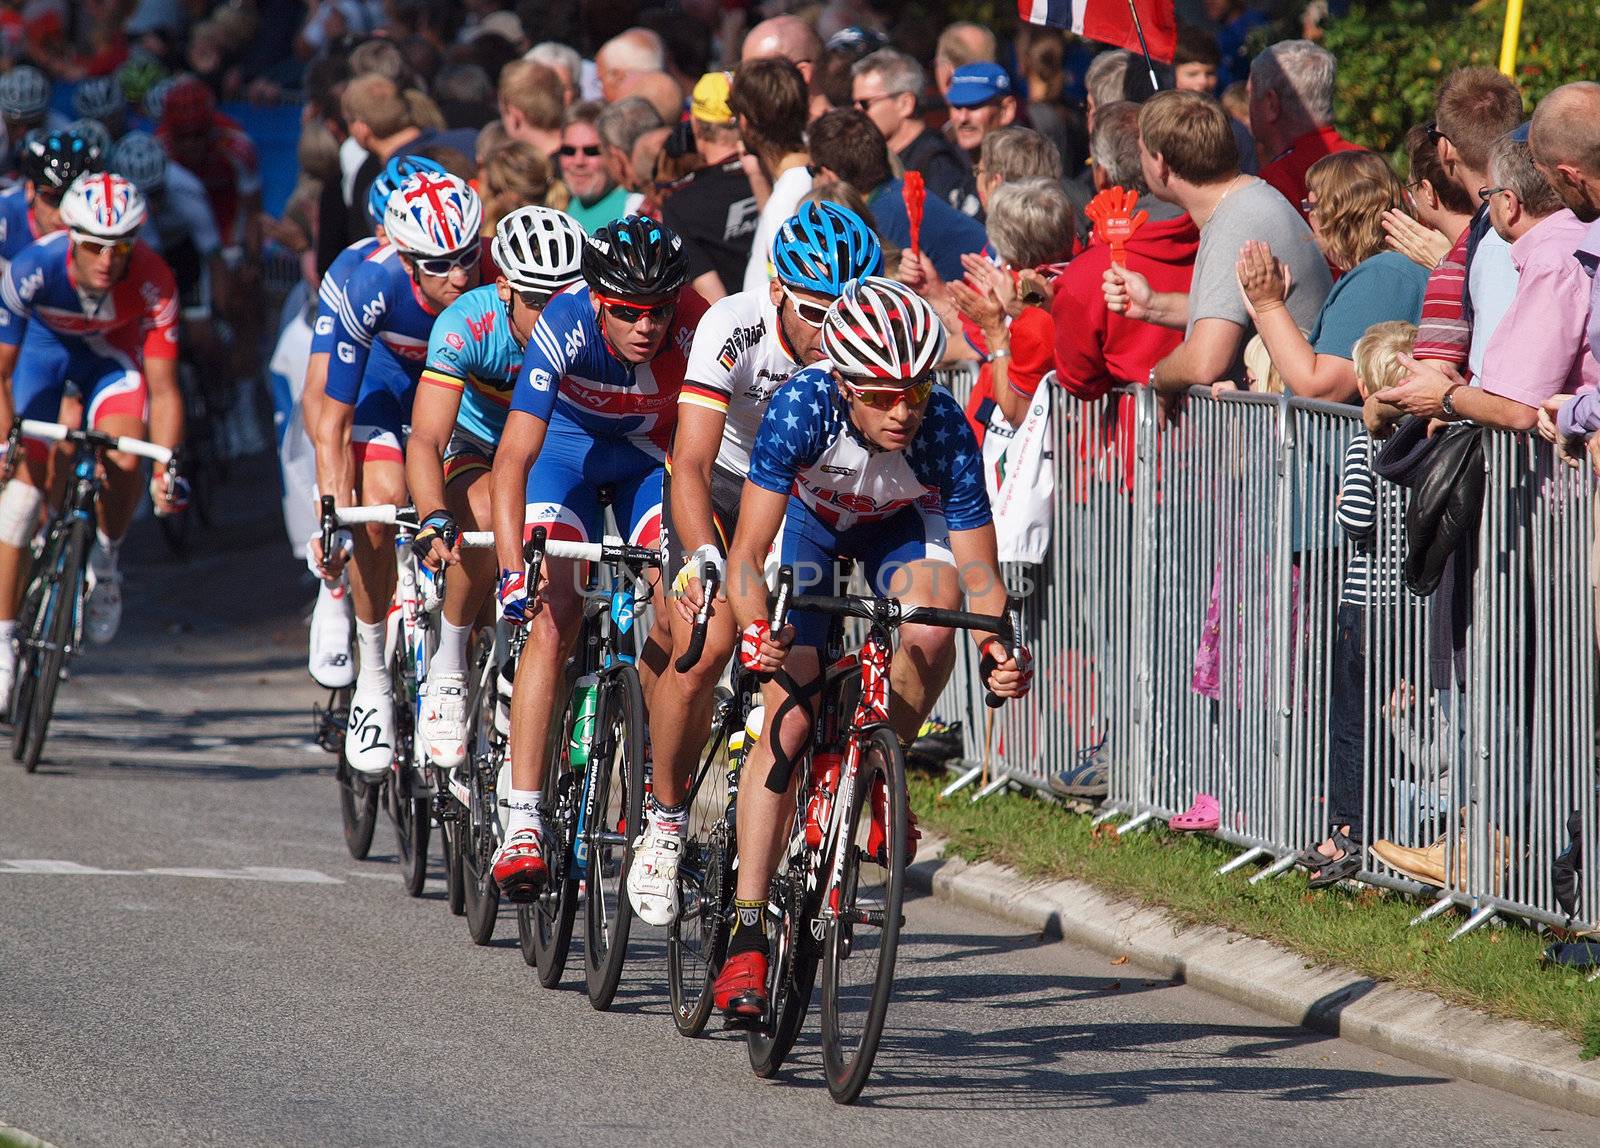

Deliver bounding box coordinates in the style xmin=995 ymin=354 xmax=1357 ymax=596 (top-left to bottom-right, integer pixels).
xmin=0 ymin=1120 xmax=59 ymax=1148
xmin=908 ymin=837 xmax=1600 ymax=1118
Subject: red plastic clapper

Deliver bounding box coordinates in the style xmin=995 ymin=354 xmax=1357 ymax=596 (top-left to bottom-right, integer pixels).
xmin=903 ymin=171 xmax=925 ymax=258
xmin=1085 ymin=186 xmax=1148 ymax=268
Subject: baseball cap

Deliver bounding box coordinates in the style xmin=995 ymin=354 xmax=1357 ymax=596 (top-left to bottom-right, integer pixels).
xmin=947 ymin=62 xmax=1013 ymax=109
xmin=692 ymin=72 xmax=734 ymax=125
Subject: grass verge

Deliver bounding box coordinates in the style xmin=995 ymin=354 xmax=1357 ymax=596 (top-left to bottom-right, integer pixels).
xmin=908 ymin=770 xmax=1600 ymax=1054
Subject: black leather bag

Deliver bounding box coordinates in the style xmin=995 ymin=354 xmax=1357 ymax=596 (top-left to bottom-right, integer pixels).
xmin=1401 ymin=423 xmax=1485 ymax=596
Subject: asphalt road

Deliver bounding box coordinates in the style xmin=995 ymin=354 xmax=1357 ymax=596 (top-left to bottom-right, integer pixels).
xmin=0 ymin=466 xmax=1586 ymax=1147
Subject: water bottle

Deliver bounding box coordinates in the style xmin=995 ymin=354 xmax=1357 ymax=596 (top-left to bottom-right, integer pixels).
xmin=569 ymin=674 xmax=598 ymax=767
xmin=806 ymin=751 xmax=843 ymax=850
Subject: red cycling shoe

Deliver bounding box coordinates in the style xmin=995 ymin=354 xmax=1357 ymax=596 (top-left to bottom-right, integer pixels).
xmin=492 ymin=828 xmax=548 ymax=902
xmin=713 ymin=950 xmax=768 ymax=1024
xmin=866 ymin=774 xmax=920 ymax=866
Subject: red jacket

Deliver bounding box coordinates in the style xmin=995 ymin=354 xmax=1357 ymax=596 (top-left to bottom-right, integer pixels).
xmin=1051 ymin=212 xmax=1200 ymax=402
xmin=1260 ymin=125 xmax=1364 ymax=213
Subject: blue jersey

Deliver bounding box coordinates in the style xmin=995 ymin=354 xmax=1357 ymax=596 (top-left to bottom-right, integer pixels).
xmin=421 ymin=283 xmax=523 ymax=444
xmin=509 ymin=283 xmax=708 ymax=457
xmin=0 ymin=186 xmax=40 ymax=272
xmin=324 ymin=243 xmax=442 ymax=408
xmin=310 ymin=236 xmax=381 ymax=359
xmin=747 ymin=368 xmax=992 ymax=533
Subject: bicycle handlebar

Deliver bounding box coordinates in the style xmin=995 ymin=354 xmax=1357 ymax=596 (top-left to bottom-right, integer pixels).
xmin=521 ymin=530 xmax=664 ymax=570
xmin=673 ymin=560 xmax=720 ymax=674
xmin=18 ymin=418 xmax=172 ymax=465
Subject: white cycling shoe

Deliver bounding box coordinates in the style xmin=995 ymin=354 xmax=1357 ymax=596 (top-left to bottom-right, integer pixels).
xmin=627 ymin=819 xmax=683 ymax=927
xmin=84 ymin=568 xmax=123 ymax=645
xmin=417 ymin=672 xmax=468 ymax=769
xmin=308 ymin=580 xmax=355 ymax=689
xmin=346 ymin=679 xmax=395 ymax=776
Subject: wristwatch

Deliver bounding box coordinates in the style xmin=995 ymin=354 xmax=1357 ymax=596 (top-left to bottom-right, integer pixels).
xmin=1441 ymin=383 xmax=1462 ymax=419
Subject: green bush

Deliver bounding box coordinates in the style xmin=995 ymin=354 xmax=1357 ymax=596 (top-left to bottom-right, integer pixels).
xmin=1325 ymin=0 xmax=1600 ymax=154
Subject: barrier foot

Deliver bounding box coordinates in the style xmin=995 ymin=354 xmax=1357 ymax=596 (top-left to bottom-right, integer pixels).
xmin=1092 ymin=807 xmax=1127 ymax=827
xmin=939 ymin=764 xmax=983 ymax=799
xmin=1587 ymin=966 xmax=1600 ymax=984
xmin=1216 ymin=846 xmax=1268 ymax=876
xmin=971 ymin=772 xmax=1012 ymax=802
xmin=1248 ymin=852 xmax=1300 ymax=885
xmin=1408 ymin=894 xmax=1456 ymax=927
xmin=1447 ymin=905 xmax=1497 ymax=941
xmin=1114 ymin=811 xmax=1155 ymax=835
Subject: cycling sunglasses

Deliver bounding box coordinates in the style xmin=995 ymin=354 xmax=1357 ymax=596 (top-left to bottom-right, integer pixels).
xmin=413 ymin=244 xmax=481 ymax=277
xmin=841 ymin=375 xmax=935 ymax=410
xmin=595 ymin=293 xmax=675 ymax=324
xmin=780 ymin=282 xmax=831 ymax=328
xmin=558 ymin=144 xmax=603 ymax=158
xmin=72 ymin=234 xmax=132 ymax=258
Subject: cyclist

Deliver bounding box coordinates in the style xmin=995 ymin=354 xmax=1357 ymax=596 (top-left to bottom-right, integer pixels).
xmin=711 ymin=276 xmax=1033 ymax=1022
xmin=406 ymin=205 xmax=585 ymax=768
xmin=0 ymin=66 xmax=66 ymax=177
xmin=311 ymin=170 xmax=482 ymax=775
xmin=488 ymin=214 xmax=707 ymax=899
xmin=0 ymin=129 xmax=102 ymax=273
xmin=631 ymin=200 xmax=882 ymax=927
xmin=106 ymin=131 xmax=222 ymax=323
xmin=72 ymin=75 xmax=130 ymax=142
xmin=0 ymin=172 xmax=186 ymax=698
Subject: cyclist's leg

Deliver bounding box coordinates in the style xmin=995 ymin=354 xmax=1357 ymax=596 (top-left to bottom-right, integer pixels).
xmin=611 ymin=451 xmax=671 ymax=700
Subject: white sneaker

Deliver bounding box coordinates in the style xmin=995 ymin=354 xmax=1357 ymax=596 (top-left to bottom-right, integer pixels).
xmin=308 ymin=581 xmax=355 ymax=688
xmin=346 ymin=679 xmax=395 ymax=775
xmin=84 ymin=568 xmax=123 ymax=645
xmin=0 ymin=645 xmax=14 ymax=718
xmin=626 ymin=819 xmax=683 ymax=926
xmin=417 ymin=671 xmax=468 ymax=769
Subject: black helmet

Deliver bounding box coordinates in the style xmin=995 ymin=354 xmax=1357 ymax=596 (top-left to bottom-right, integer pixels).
xmin=21 ymin=129 xmax=103 ymax=192
xmin=581 ymin=214 xmax=688 ymax=302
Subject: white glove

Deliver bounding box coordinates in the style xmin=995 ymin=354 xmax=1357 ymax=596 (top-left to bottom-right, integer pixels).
xmin=306 ymin=528 xmax=353 ymax=580
xmin=672 ymin=543 xmax=721 ymax=595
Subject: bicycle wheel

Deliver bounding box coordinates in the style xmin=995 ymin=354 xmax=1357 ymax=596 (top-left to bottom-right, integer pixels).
xmin=461 ymin=637 xmax=501 ymax=945
xmin=389 ymin=647 xmax=430 ymax=897
xmin=667 ymin=715 xmax=734 ymax=1036
xmin=443 ymin=792 xmax=466 ymax=917
xmin=820 ymin=726 xmax=908 ymax=1104
xmin=336 ymin=752 xmax=381 ymax=859
xmin=9 ymin=530 xmax=53 ymax=741
xmin=747 ymin=864 xmax=819 ymax=1078
xmin=583 ymin=663 xmax=646 ymax=1011
xmin=527 ymin=687 xmax=580 ymax=985
xmin=17 ymin=519 xmax=87 ymax=773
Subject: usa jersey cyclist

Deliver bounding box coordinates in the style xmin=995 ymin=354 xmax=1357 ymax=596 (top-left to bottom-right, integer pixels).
xmin=404 ymin=206 xmax=585 ymax=769
xmin=0 ymin=172 xmax=186 ymax=698
xmin=712 ymin=277 xmax=1034 ymax=1022
xmin=301 ymin=154 xmax=445 ymax=691
xmin=488 ymin=215 xmax=708 ymax=900
xmin=0 ymin=129 xmax=102 ymax=273
xmin=311 ymin=170 xmax=483 ymax=775
xmin=635 ymin=200 xmax=883 ymax=928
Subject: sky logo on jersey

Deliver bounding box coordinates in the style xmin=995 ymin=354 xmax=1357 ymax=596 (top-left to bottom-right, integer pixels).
xmin=361 ymin=297 xmax=386 ymax=329
xmin=563 ymin=327 xmax=584 ymax=360
xmin=445 ymin=331 xmax=464 ymax=350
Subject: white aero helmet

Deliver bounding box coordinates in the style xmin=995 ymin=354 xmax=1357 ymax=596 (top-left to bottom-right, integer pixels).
xmin=382 ymin=171 xmax=482 ymax=258
xmin=60 ymin=171 xmax=148 ymax=240
xmin=820 ymin=276 xmax=947 ymax=382
xmin=492 ymin=205 xmax=586 ymax=295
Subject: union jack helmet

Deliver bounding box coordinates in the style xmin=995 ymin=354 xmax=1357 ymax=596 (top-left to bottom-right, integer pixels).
xmin=383 ymin=171 xmax=483 ymax=259
xmin=60 ymin=170 xmax=147 ymax=240
xmin=820 ymin=276 xmax=946 ymax=381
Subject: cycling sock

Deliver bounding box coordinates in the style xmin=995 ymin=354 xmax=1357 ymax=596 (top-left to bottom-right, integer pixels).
xmin=91 ymin=529 xmax=120 ymax=576
xmin=0 ymin=619 xmax=14 ymax=659
xmin=355 ymin=619 xmax=388 ymax=686
xmin=504 ymin=787 xmax=545 ymax=837
xmin=650 ymin=795 xmax=688 ymax=835
xmin=430 ymin=618 xmax=471 ymax=677
xmin=726 ymin=897 xmax=769 ymax=956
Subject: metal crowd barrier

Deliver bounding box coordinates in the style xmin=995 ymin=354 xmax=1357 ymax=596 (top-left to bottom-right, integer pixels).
xmin=939 ymin=378 xmax=1599 ymax=937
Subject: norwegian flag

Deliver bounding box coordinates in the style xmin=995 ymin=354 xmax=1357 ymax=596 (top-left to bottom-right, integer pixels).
xmin=1019 ymin=0 xmax=1176 ymax=65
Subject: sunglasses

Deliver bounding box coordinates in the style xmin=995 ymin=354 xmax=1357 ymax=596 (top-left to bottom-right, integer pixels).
xmin=781 ymin=282 xmax=831 ymax=328
xmin=1425 ymin=120 xmax=1448 ymax=147
xmin=842 ymin=376 xmax=934 ymax=410
xmin=413 ymin=244 xmax=481 ymax=277
xmin=1299 ymin=197 xmax=1318 ymax=216
xmin=73 ymin=235 xmax=132 ymax=258
xmin=558 ymin=144 xmax=602 ymax=158
xmin=596 ymin=293 xmax=675 ymax=324
xmin=1477 ymin=185 xmax=1511 ymax=203
xmin=853 ymin=92 xmax=899 ymax=113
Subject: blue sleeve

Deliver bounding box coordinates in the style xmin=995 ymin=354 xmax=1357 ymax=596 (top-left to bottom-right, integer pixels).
xmin=322 ymin=260 xmax=383 ymax=406
xmin=747 ymin=371 xmax=833 ymax=494
xmin=908 ymin=390 xmax=992 ymax=531
xmin=1312 ymin=255 xmax=1428 ymax=360
xmin=310 ymin=248 xmax=361 ymax=358
xmin=0 ymin=244 xmax=38 ymax=348
xmin=509 ymin=291 xmax=586 ymax=422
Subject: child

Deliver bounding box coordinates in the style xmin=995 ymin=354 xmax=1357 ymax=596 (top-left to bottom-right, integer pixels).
xmin=1300 ymin=320 xmax=1414 ymax=887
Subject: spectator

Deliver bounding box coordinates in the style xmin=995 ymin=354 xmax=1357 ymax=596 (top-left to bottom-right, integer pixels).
xmin=559 ymin=100 xmax=630 ymax=232
xmin=1249 ymin=39 xmax=1361 ymax=211
xmin=596 ymin=95 xmax=662 ymax=209
xmin=729 ymin=57 xmax=812 ymax=294
xmin=596 ymin=28 xmax=666 ymax=103
xmin=1053 ymin=101 xmax=1199 ymax=401
xmin=851 ymin=49 xmax=976 ymax=218
xmin=1084 ymin=50 xmax=1153 ymax=132
xmin=933 ymin=21 xmax=995 ymax=99
xmin=1203 ymin=0 xmax=1267 ymax=89
xmin=1174 ymin=25 xmax=1257 ymax=174
xmin=742 ymin=15 xmax=830 ymax=121
xmin=817 ymin=25 xmax=888 ymax=109
xmin=946 ymin=62 xmax=1017 ymax=167
xmin=618 ymin=71 xmax=686 ymax=125
xmin=479 ymin=138 xmax=566 ymax=227
xmin=1237 ymin=151 xmax=1428 ymax=402
xmin=433 ymin=63 xmax=497 ymax=131
xmin=1387 ymin=127 xmax=1597 ymax=430
xmin=807 ymin=107 xmax=988 ymax=283
xmin=1104 ymin=91 xmax=1330 ymax=392
xmin=526 ymin=41 xmax=581 ymax=107
xmin=975 ymin=126 xmax=1062 ymax=213
xmin=1221 ymin=79 xmax=1250 ymax=132
xmin=498 ymin=58 xmax=564 ymax=159
xmin=1383 ymin=122 xmax=1477 ymax=368
xmin=660 ymin=71 xmax=758 ymax=304
xmin=1017 ymin=27 xmax=1087 ymax=175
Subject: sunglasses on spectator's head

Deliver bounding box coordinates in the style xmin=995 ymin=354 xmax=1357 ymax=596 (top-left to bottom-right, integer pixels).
xmin=558 ymin=144 xmax=602 ymax=158
xmin=413 ymin=244 xmax=480 ymax=277
xmin=841 ymin=375 xmax=934 ymax=409
xmin=780 ymin=283 xmax=831 ymax=328
xmin=596 ymin=293 xmax=675 ymax=324
xmin=1425 ymin=120 xmax=1448 ymax=146
xmin=73 ymin=235 xmax=131 ymax=258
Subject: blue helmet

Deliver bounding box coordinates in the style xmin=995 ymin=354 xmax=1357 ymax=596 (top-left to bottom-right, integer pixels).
xmin=770 ymin=201 xmax=883 ymax=296
xmin=367 ymin=152 xmax=448 ymax=228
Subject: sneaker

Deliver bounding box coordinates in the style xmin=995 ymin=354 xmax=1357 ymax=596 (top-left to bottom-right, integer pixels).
xmin=417 ymin=672 xmax=468 ymax=769
xmin=1049 ymin=739 xmax=1109 ymax=799
xmin=345 ymin=679 xmax=395 ymax=775
xmin=0 ymin=646 xmax=14 ymax=719
xmin=84 ymin=567 xmax=123 ymax=645
xmin=909 ymin=716 xmax=963 ymax=762
xmin=308 ymin=582 xmax=355 ymax=688
xmin=713 ymin=949 xmax=768 ymax=1023
xmin=626 ymin=820 xmax=682 ymax=926
xmin=492 ymin=827 xmax=548 ymax=901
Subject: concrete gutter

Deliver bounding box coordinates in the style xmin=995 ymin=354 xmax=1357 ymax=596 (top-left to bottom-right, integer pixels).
xmin=909 ymin=836 xmax=1600 ymax=1118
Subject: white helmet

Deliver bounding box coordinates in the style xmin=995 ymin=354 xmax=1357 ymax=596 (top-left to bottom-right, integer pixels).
xmin=0 ymin=65 xmax=50 ymax=122
xmin=59 ymin=171 xmax=147 ymax=240
xmin=492 ymin=206 xmax=585 ymax=295
xmin=820 ymin=276 xmax=946 ymax=381
xmin=382 ymin=171 xmax=482 ymax=258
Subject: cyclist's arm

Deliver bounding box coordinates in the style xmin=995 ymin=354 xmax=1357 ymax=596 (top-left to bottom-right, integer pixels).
xmin=726 ymin=480 xmax=789 ymax=633
xmin=301 ymin=352 xmax=330 ymax=439
xmin=144 ymin=355 xmax=184 ymax=452
xmin=405 ymin=376 xmax=465 ymax=523
xmin=669 ymin=402 xmax=727 ymax=560
xmin=0 ymin=341 xmax=18 ymax=428
xmin=945 ymin=523 xmax=1009 ymax=649
xmin=313 ymin=394 xmax=356 ymax=509
xmin=489 ymin=409 xmax=548 ymax=576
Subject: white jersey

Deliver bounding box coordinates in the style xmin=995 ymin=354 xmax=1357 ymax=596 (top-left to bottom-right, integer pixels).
xmin=681 ymin=287 xmax=814 ymax=476
xmin=142 ymin=161 xmax=222 ymax=260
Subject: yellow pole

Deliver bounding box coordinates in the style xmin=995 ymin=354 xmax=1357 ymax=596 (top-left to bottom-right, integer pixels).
xmin=1499 ymin=0 xmax=1525 ymax=77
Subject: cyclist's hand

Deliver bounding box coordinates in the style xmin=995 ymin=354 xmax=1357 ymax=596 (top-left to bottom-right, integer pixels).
xmin=308 ymin=529 xmax=352 ymax=581
xmin=411 ymin=510 xmax=460 ymax=570
xmin=498 ymin=568 xmax=532 ymax=625
xmin=150 ymin=464 xmax=188 ymax=517
xmin=738 ymin=619 xmax=794 ymax=675
xmin=672 ymin=543 xmax=720 ymax=622
xmin=980 ymin=637 xmax=1034 ymax=700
